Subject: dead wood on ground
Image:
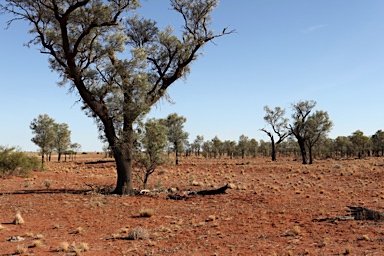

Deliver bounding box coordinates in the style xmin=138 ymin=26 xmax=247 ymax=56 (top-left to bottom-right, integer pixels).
xmin=312 ymin=206 xmax=384 ymax=223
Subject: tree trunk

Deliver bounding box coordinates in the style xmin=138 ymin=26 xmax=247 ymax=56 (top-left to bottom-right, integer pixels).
xmin=271 ymin=138 xmax=276 ymax=161
xmin=109 ymin=122 xmax=135 ymax=195
xmin=297 ymin=138 xmax=307 ymax=164
xmin=112 ymin=142 xmax=134 ymax=195
xmin=175 ymin=149 xmax=179 ymax=165
xmin=58 ymin=153 xmax=61 ymax=162
xmin=308 ymin=145 xmax=313 ymax=164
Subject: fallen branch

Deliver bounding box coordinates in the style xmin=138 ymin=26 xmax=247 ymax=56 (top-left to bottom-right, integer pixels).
xmin=167 ymin=184 xmax=231 ymax=200
xmin=191 ymin=184 xmax=231 ymax=196
xmin=312 ymin=206 xmax=384 ymax=223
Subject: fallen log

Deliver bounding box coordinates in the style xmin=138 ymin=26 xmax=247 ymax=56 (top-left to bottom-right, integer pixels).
xmin=189 ymin=184 xmax=230 ymax=196
xmin=346 ymin=206 xmax=384 ymax=221
xmin=312 ymin=206 xmax=384 ymax=222
xmin=166 ymin=184 xmax=231 ymax=200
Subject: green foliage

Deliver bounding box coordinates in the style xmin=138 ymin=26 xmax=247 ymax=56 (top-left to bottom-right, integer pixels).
xmin=134 ymin=118 xmax=169 ymax=188
xmin=161 ymin=113 xmax=189 ymax=164
xmin=0 ymin=146 xmax=40 ymax=178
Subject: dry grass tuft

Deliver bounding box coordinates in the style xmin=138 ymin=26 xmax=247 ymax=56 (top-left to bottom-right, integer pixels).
xmin=15 ymin=245 xmax=28 ymax=255
xmin=58 ymin=241 xmax=69 ymax=252
xmin=13 ymin=211 xmax=25 ymax=225
xmin=32 ymin=240 xmax=42 ymax=248
xmin=139 ymin=208 xmax=154 ymax=218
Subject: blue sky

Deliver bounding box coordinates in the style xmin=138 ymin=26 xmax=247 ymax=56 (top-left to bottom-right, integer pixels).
xmin=1 ymin=1 xmax=384 ymax=152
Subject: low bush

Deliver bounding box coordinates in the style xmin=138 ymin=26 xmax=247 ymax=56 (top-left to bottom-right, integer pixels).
xmin=0 ymin=146 xmax=40 ymax=178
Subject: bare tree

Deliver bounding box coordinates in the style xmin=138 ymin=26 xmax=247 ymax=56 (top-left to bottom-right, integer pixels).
xmin=261 ymin=106 xmax=289 ymax=161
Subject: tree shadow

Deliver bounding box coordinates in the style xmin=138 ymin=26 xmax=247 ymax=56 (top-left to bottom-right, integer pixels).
xmin=0 ymin=188 xmax=91 ymax=196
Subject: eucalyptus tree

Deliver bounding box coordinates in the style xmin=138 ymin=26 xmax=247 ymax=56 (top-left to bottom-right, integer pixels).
xmin=202 ymin=140 xmax=213 ymax=158
xmin=223 ymin=140 xmax=236 ymax=159
xmin=248 ymin=138 xmax=258 ymax=158
xmin=30 ymin=114 xmax=56 ymax=165
xmin=349 ymin=130 xmax=370 ymax=158
xmin=211 ymin=136 xmax=222 ymax=158
xmin=237 ymin=134 xmax=249 ymax=159
xmin=69 ymin=142 xmax=82 ymax=160
xmin=53 ymin=122 xmax=71 ymax=162
xmin=261 ymin=106 xmax=290 ymax=161
xmin=134 ymin=118 xmax=168 ymax=189
xmin=191 ymin=135 xmax=204 ymax=156
xmin=1 ymin=0 xmax=234 ymax=194
xmin=334 ymin=136 xmax=352 ymax=158
xmin=161 ymin=113 xmax=189 ymax=165
xmin=305 ymin=110 xmax=333 ymax=164
xmin=258 ymin=140 xmax=271 ymax=157
xmin=371 ymin=130 xmax=384 ymax=157
xmin=289 ymin=100 xmax=316 ymax=164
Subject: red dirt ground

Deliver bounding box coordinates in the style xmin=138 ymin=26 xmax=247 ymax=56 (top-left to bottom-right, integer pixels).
xmin=1 ymin=154 xmax=384 ymax=255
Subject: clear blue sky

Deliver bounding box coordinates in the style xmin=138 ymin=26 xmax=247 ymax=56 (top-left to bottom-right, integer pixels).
xmin=1 ymin=1 xmax=384 ymax=152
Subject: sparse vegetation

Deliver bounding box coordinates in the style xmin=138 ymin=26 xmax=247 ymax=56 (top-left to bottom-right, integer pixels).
xmin=139 ymin=208 xmax=154 ymax=218
xmin=15 ymin=245 xmax=27 ymax=255
xmin=0 ymin=154 xmax=383 ymax=254
xmin=58 ymin=242 xmax=69 ymax=252
xmin=0 ymin=146 xmax=40 ymax=177
xmin=127 ymin=226 xmax=149 ymax=240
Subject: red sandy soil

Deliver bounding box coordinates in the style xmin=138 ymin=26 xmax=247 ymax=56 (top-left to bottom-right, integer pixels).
xmin=1 ymin=154 xmax=384 ymax=255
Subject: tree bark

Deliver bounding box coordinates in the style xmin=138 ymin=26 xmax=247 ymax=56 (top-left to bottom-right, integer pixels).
xmin=297 ymin=137 xmax=307 ymax=164
xmin=271 ymin=138 xmax=276 ymax=161
xmin=308 ymin=145 xmax=313 ymax=164
xmin=112 ymin=142 xmax=134 ymax=195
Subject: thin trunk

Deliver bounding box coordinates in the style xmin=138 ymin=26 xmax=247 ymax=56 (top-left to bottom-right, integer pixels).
xmin=58 ymin=153 xmax=61 ymax=162
xmin=308 ymin=145 xmax=313 ymax=164
xmin=271 ymin=138 xmax=276 ymax=161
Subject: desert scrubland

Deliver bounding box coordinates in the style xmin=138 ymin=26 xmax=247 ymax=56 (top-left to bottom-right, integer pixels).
xmin=1 ymin=154 xmax=384 ymax=255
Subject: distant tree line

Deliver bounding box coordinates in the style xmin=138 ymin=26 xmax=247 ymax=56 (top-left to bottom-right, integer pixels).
xmin=158 ymin=100 xmax=383 ymax=165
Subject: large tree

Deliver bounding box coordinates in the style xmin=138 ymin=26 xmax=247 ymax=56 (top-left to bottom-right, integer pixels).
xmin=289 ymin=100 xmax=316 ymax=164
xmin=261 ymin=106 xmax=289 ymax=161
xmin=2 ymin=0 xmax=234 ymax=194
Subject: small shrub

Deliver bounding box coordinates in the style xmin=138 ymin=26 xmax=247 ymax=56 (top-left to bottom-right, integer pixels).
xmin=79 ymin=242 xmax=89 ymax=252
xmin=127 ymin=226 xmax=149 ymax=240
xmin=32 ymin=240 xmax=42 ymax=248
xmin=139 ymin=208 xmax=154 ymax=218
xmin=0 ymin=146 xmax=40 ymax=178
xmin=43 ymin=179 xmax=51 ymax=189
xmin=58 ymin=242 xmax=69 ymax=252
xmin=15 ymin=245 xmax=27 ymax=255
